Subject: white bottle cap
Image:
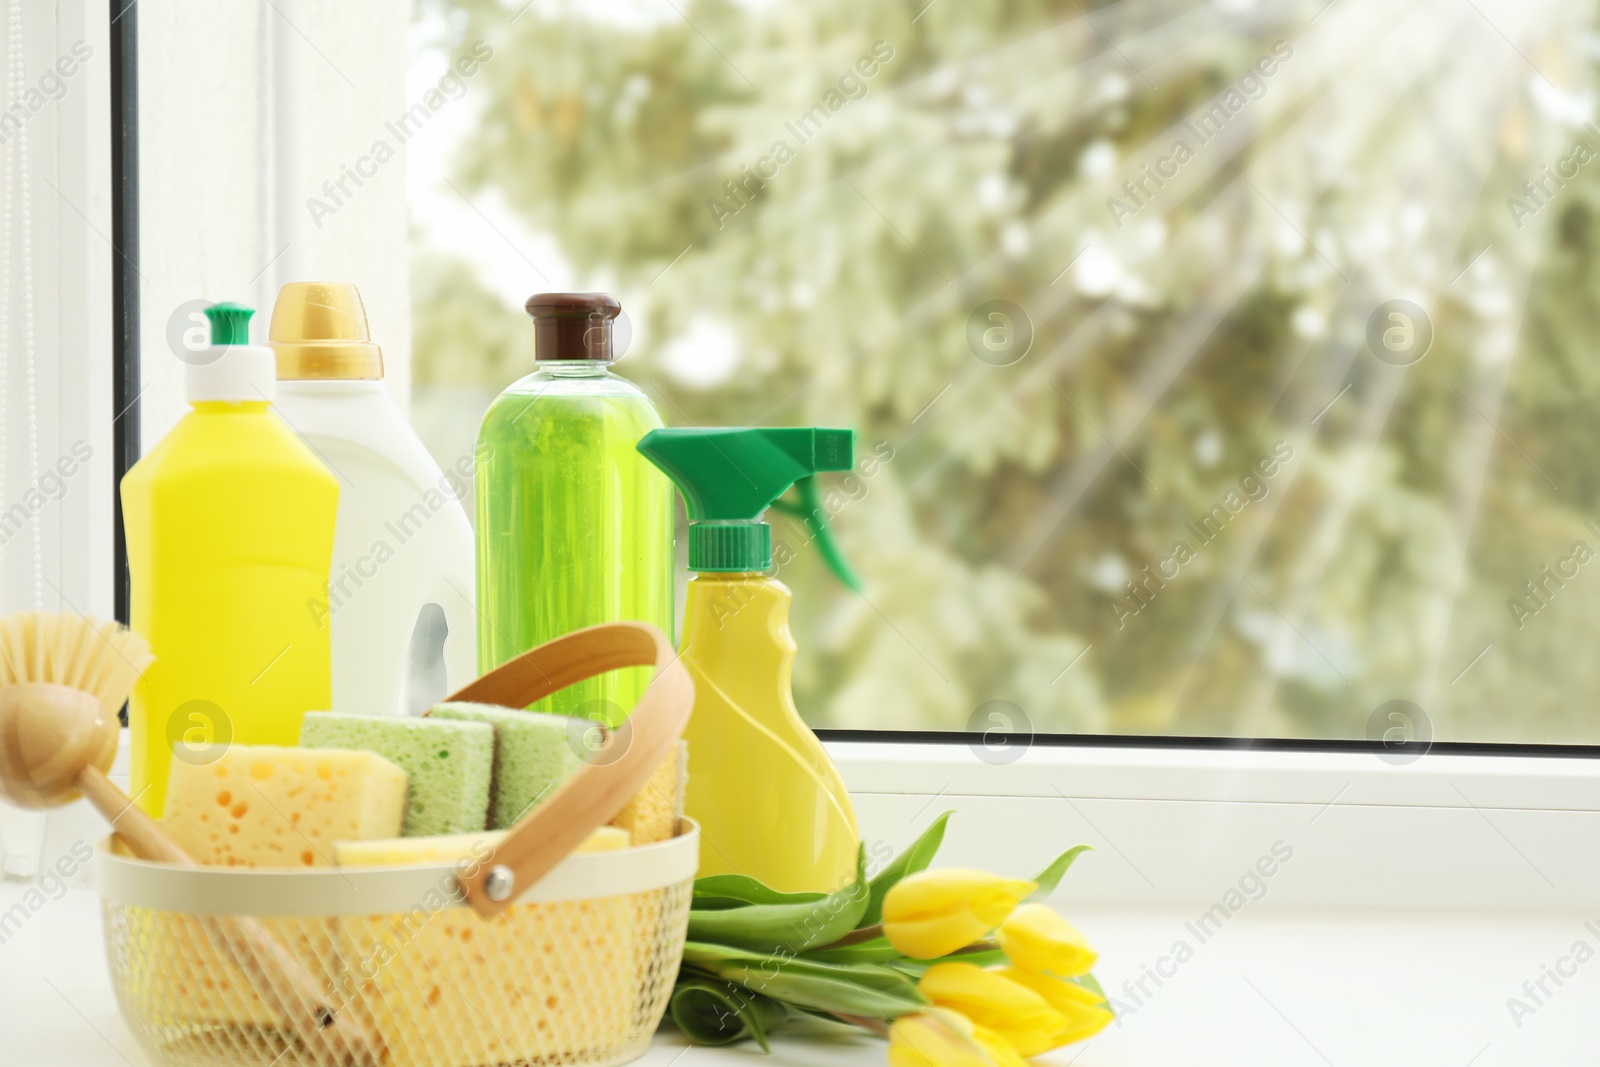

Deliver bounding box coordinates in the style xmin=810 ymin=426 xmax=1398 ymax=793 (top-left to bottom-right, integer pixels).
xmin=185 ymin=303 xmax=277 ymax=403
xmin=185 ymin=344 xmax=278 ymax=403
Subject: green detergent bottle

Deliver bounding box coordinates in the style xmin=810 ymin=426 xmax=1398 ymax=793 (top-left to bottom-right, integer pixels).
xmin=473 ymin=293 xmax=672 ymax=725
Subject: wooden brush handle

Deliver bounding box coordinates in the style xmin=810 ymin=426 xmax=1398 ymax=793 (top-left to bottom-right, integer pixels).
xmin=78 ymin=768 xmax=188 ymax=865
xmin=438 ymin=621 xmax=694 ymax=919
xmin=206 ymin=915 xmax=384 ymax=1067
xmin=78 ymin=767 xmax=383 ymax=1065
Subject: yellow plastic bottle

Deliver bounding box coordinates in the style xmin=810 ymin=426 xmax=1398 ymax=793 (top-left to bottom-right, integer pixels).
xmin=638 ymin=427 xmax=861 ymax=892
xmin=121 ymin=303 xmax=338 ymax=815
xmin=679 ymin=573 xmax=859 ymax=891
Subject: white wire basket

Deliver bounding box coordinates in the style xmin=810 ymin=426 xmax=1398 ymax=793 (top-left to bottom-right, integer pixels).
xmin=98 ymin=821 xmax=697 ymax=1067
xmin=96 ymin=622 xmax=699 ymax=1067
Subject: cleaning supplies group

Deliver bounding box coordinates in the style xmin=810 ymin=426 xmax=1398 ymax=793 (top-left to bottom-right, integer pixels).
xmin=121 ymin=285 xmax=866 ymax=894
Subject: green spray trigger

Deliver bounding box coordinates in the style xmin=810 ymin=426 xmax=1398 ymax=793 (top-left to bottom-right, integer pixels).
xmin=770 ymin=477 xmax=861 ymax=592
xmin=637 ymin=427 xmax=862 ymax=591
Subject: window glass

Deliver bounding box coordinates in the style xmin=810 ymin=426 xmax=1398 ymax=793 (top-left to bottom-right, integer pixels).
xmin=407 ymin=0 xmax=1592 ymax=745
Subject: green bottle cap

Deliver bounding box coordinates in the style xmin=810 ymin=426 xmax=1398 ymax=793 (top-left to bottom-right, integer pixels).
xmin=204 ymin=302 xmax=255 ymax=346
xmin=688 ymin=523 xmax=773 ymax=572
xmin=637 ymin=427 xmax=861 ymax=588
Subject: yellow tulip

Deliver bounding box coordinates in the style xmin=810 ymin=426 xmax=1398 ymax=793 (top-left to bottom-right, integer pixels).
xmin=887 ymin=1009 xmax=1000 ymax=1067
xmin=917 ymin=962 xmax=1067 ymax=1057
xmin=996 ymin=904 xmax=1097 ymax=977
xmin=971 ymin=1025 xmax=1032 ymax=1067
xmin=998 ymin=968 xmax=1114 ymax=1048
xmin=882 ymin=870 xmax=1036 ymax=959
xmin=888 ymin=1009 xmax=1035 ymax=1067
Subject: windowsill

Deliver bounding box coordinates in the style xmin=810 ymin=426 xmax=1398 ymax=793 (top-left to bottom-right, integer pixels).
xmin=4 ymin=883 xmax=1590 ymax=1065
xmin=8 ymin=734 xmax=1592 ymax=1062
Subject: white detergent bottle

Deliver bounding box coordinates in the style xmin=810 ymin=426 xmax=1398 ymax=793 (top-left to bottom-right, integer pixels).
xmin=268 ymin=282 xmax=476 ymax=715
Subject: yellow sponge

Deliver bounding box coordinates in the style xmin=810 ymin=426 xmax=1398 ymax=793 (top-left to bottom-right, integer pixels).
xmin=607 ymin=742 xmax=683 ymax=845
xmin=333 ymin=826 xmax=629 ymax=866
xmin=140 ymin=747 xmax=407 ymax=1029
xmin=163 ymin=745 xmax=407 ymax=867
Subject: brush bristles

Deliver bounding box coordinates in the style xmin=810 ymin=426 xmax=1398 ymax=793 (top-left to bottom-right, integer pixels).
xmin=0 ymin=612 xmax=154 ymax=714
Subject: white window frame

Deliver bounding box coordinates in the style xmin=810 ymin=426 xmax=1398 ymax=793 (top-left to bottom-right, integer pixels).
xmin=31 ymin=0 xmax=1598 ymax=912
xmin=833 ymin=740 xmax=1600 ymax=909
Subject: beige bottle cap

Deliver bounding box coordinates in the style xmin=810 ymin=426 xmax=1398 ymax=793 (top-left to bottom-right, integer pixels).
xmin=268 ymin=281 xmax=385 ymax=380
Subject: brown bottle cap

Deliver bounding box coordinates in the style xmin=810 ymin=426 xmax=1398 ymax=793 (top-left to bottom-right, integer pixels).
xmin=525 ymin=292 xmax=621 ymax=361
xmin=269 ymin=281 xmax=385 ymax=380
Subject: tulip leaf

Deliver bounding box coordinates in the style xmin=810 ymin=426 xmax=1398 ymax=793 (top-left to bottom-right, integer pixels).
xmin=671 ymin=976 xmax=789 ymax=1050
xmin=728 ymin=962 xmax=923 ymax=1017
xmin=693 ymin=874 xmax=827 ymax=909
xmin=1026 ymin=844 xmax=1092 ymax=901
xmin=730 ymin=962 xmax=927 ymax=1019
xmin=801 ymin=935 xmax=903 ymax=965
xmin=859 ymin=810 xmax=953 ymax=926
xmin=682 ymin=941 xmax=772 ymax=967
xmin=687 ymin=848 xmax=871 ymax=954
xmin=681 ymin=942 xmax=928 ymax=1018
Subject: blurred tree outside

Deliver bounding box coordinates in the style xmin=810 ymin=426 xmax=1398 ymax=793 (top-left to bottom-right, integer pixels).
xmin=409 ymin=0 xmax=1600 ymax=743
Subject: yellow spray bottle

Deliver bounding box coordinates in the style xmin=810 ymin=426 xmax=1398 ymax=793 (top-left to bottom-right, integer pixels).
xmin=638 ymin=427 xmax=861 ymax=892
xmin=120 ymin=303 xmax=338 ymax=815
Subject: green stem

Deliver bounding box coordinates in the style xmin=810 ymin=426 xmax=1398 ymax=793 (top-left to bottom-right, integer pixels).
xmin=831 ymin=1012 xmax=891 ymax=1038
xmin=820 ymin=924 xmax=884 ymax=948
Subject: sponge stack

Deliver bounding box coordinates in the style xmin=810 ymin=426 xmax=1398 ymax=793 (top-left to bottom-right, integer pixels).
xmin=430 ymin=702 xmax=582 ymax=829
xmin=300 ymin=712 xmax=493 ymax=837
xmin=431 ymin=702 xmax=682 ymax=843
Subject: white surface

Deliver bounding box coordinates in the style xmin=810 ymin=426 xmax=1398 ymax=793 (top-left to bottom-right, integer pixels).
xmin=2 ymin=881 xmax=1592 ymax=1065
xmin=274 ymin=379 xmax=476 ymax=714
xmin=838 ymin=740 xmax=1600 ymax=910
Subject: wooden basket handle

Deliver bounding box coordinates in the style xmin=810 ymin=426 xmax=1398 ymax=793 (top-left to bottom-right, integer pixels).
xmin=430 ymin=621 xmax=694 ymax=919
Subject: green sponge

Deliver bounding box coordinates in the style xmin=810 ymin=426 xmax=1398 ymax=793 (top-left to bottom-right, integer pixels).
xmin=300 ymin=712 xmax=493 ymax=837
xmin=430 ymin=702 xmax=588 ymax=829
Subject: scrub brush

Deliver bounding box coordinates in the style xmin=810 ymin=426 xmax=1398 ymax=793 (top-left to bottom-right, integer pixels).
xmin=0 ymin=611 xmax=382 ymax=1066
xmin=0 ymin=611 xmax=150 ymax=806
